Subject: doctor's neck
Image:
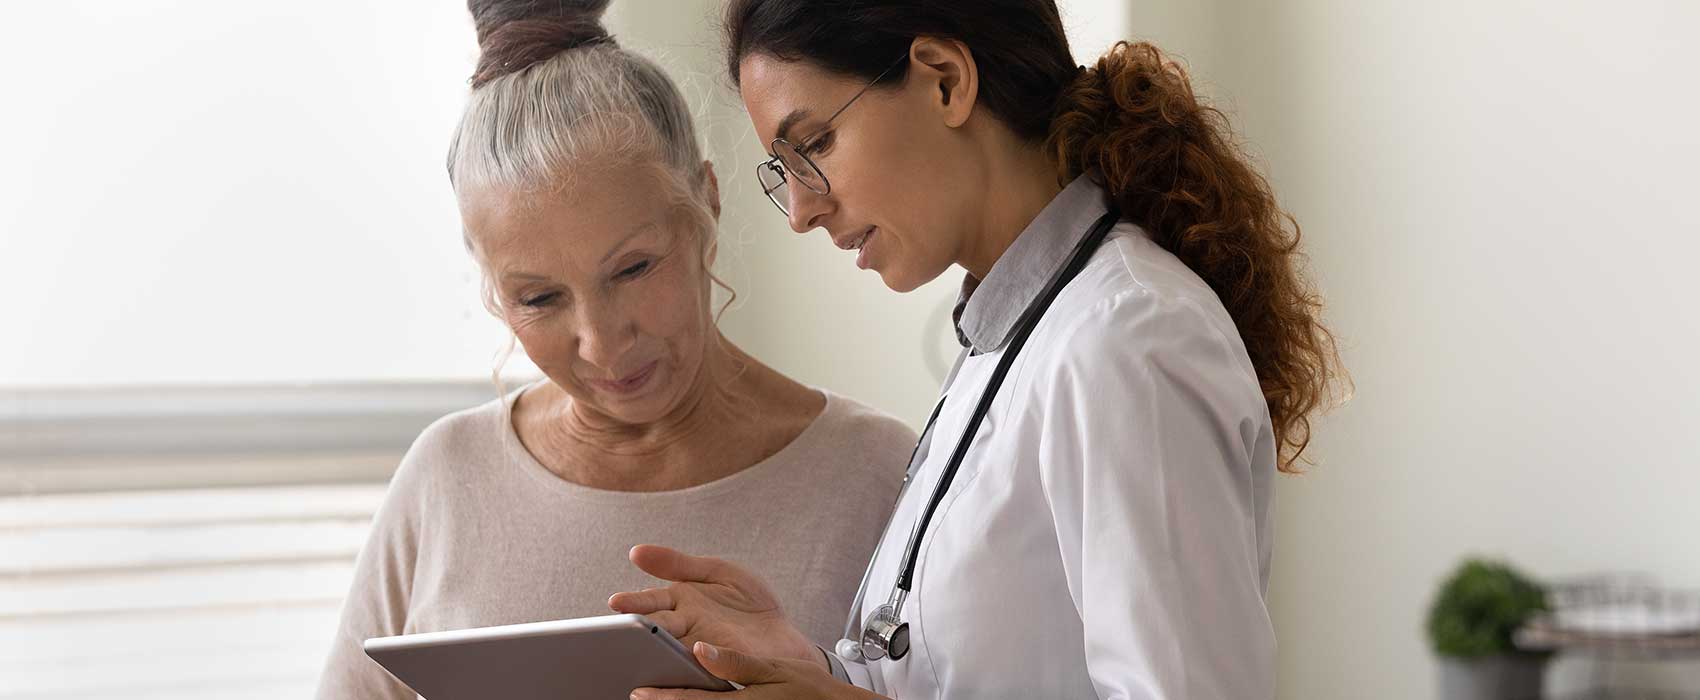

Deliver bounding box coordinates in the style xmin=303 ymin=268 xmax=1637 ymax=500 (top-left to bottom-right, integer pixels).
xmin=955 ymin=134 xmax=1065 ymax=281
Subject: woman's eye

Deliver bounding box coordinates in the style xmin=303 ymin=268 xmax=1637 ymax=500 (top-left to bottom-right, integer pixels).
xmin=617 ymin=260 xmax=651 ymax=280
xmin=802 ymin=131 xmax=834 ymax=157
xmin=520 ymin=292 xmax=559 ymax=308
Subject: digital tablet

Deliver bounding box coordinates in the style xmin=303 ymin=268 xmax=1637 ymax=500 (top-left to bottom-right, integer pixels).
xmin=364 ymin=613 xmax=735 ymax=699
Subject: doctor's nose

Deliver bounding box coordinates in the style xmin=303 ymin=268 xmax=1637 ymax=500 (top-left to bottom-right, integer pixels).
xmin=786 ymin=183 xmax=832 ymax=234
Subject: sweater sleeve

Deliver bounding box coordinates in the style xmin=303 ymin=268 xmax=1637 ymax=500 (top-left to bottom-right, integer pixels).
xmin=313 ymin=443 xmax=432 ymax=700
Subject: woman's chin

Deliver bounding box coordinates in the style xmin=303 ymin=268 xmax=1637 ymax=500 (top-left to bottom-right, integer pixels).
xmin=879 ymin=265 xmax=934 ymax=294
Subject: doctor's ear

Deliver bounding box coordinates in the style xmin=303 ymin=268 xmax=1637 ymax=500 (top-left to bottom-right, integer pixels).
xmin=908 ymin=37 xmax=980 ymax=129
xmin=700 ymin=159 xmax=721 ymax=220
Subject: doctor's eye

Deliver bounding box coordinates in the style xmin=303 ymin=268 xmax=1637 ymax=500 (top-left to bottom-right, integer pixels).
xmin=801 ymin=130 xmax=834 ymax=157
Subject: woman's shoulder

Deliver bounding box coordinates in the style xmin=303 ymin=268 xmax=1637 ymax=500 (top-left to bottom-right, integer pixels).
xmin=1078 ymin=223 xmax=1228 ymax=309
xmin=1013 ymin=223 xmax=1261 ymax=393
xmin=411 ymin=387 xmax=512 ymax=457
xmin=1042 ymin=223 xmax=1247 ymax=351
xmin=385 ymin=384 xmax=519 ymax=493
xmin=351 ymin=385 xmax=521 ymax=545
xmin=821 ymin=390 xmax=919 ymax=440
xmin=793 ymin=390 xmax=917 ymax=480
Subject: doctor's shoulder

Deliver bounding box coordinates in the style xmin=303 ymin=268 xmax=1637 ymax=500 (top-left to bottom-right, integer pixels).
xmin=1021 ymin=223 xmax=1259 ymax=393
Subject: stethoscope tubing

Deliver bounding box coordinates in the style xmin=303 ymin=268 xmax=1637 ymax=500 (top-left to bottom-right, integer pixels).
xmin=839 ymin=207 xmax=1123 ymax=662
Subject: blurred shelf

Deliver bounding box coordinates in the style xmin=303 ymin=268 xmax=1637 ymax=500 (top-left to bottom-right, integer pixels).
xmin=1521 ymin=622 xmax=1700 ymax=659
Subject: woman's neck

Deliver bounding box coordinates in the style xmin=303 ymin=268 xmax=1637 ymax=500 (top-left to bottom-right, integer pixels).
xmin=958 ymin=141 xmax=1065 ymax=281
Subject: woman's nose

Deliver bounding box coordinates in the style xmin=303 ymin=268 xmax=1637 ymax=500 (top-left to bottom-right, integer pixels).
xmin=575 ymin=304 xmax=636 ymax=370
xmin=786 ymin=184 xmax=832 ymax=234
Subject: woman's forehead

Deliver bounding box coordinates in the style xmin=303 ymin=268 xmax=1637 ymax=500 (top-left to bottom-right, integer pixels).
xmin=739 ymin=55 xmax=852 ymax=142
xmin=462 ymin=175 xmax=674 ymax=262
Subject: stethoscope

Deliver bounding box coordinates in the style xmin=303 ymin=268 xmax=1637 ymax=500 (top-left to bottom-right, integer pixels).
xmin=835 ymin=207 xmax=1123 ymax=664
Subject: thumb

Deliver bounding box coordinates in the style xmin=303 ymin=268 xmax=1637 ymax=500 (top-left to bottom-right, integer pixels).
xmin=694 ymin=642 xmax=783 ymax=686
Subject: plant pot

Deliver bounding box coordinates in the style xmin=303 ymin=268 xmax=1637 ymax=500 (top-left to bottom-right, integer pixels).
xmin=1437 ymin=653 xmax=1549 ymax=700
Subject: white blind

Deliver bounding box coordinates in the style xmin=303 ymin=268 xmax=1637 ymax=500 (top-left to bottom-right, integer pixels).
xmin=0 ymin=483 xmax=387 ymax=699
xmin=0 ymin=381 xmax=502 ymax=697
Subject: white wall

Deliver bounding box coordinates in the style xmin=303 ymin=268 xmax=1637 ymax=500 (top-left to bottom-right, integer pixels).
xmin=0 ymin=1 xmax=532 ymax=387
xmin=1190 ymin=1 xmax=1700 ymax=697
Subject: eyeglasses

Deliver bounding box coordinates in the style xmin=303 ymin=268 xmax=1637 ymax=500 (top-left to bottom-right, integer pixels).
xmin=755 ymin=55 xmax=907 ymax=217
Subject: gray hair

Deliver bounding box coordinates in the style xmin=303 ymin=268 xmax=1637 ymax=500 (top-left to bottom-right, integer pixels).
xmin=446 ymin=31 xmax=729 ymax=387
xmin=448 ymin=41 xmax=707 ymax=198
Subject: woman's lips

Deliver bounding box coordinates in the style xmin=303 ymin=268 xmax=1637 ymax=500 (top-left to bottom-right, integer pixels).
xmin=588 ymin=361 xmax=658 ymax=396
xmin=855 ymin=228 xmax=877 ymax=270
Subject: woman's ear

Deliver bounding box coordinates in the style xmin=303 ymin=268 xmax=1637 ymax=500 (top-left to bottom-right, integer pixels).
xmin=701 ymin=159 xmax=721 ymax=220
xmin=908 ymin=36 xmax=979 ymax=129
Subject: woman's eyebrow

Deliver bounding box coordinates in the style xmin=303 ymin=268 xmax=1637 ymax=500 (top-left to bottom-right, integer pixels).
xmin=600 ymin=221 xmax=663 ymax=264
xmin=774 ymin=109 xmax=811 ymax=143
xmin=502 ymin=270 xmax=551 ymax=282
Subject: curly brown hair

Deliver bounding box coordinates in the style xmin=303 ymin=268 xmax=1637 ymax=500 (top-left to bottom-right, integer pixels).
xmin=1049 ymin=41 xmax=1345 ymax=471
xmin=726 ymin=1 xmax=1346 ymax=471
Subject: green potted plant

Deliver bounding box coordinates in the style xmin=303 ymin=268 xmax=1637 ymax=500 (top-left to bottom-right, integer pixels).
xmin=1426 ymin=558 xmax=1552 ymax=700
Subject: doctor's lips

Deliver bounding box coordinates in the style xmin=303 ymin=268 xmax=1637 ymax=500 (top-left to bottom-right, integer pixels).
xmin=831 ymin=226 xmax=878 ymax=269
xmin=586 ymin=361 xmax=659 ymax=395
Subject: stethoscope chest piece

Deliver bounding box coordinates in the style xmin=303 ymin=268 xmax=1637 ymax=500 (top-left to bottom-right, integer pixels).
xmin=864 ymin=601 xmax=910 ymax=661
xmin=838 ymin=596 xmax=910 ymax=662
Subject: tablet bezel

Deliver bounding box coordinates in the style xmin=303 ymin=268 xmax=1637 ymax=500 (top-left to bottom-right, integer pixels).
xmin=363 ymin=613 xmax=734 ymax=699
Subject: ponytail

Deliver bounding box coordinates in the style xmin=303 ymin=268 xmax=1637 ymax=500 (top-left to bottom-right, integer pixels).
xmin=1049 ymin=42 xmax=1344 ymax=471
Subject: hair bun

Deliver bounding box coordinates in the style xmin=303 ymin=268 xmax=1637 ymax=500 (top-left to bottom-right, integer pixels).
xmin=469 ymin=0 xmax=616 ymax=87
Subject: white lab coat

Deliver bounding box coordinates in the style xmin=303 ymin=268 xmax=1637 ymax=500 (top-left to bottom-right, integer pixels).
xmin=830 ymin=176 xmax=1277 ymax=699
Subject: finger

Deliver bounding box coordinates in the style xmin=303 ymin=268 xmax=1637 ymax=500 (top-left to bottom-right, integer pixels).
xmin=643 ymin=609 xmax=691 ymax=640
xmin=608 ymin=586 xmax=675 ymax=614
xmin=630 ymin=545 xmax=745 ymax=586
xmin=694 ymin=642 xmax=784 ymax=686
xmin=628 ymin=688 xmax=731 ymax=700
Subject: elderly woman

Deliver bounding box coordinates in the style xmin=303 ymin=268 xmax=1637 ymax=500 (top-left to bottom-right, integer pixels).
xmin=313 ymin=1 xmax=915 ymax=697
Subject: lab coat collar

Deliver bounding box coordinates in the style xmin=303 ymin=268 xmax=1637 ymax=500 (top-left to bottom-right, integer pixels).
xmin=953 ymin=173 xmax=1115 ymax=354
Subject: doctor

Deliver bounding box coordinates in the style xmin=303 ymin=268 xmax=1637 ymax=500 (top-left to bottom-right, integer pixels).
xmin=611 ymin=1 xmax=1344 ymax=698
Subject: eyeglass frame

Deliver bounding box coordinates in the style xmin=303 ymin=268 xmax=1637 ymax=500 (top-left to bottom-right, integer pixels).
xmin=755 ymin=54 xmax=909 ymax=216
